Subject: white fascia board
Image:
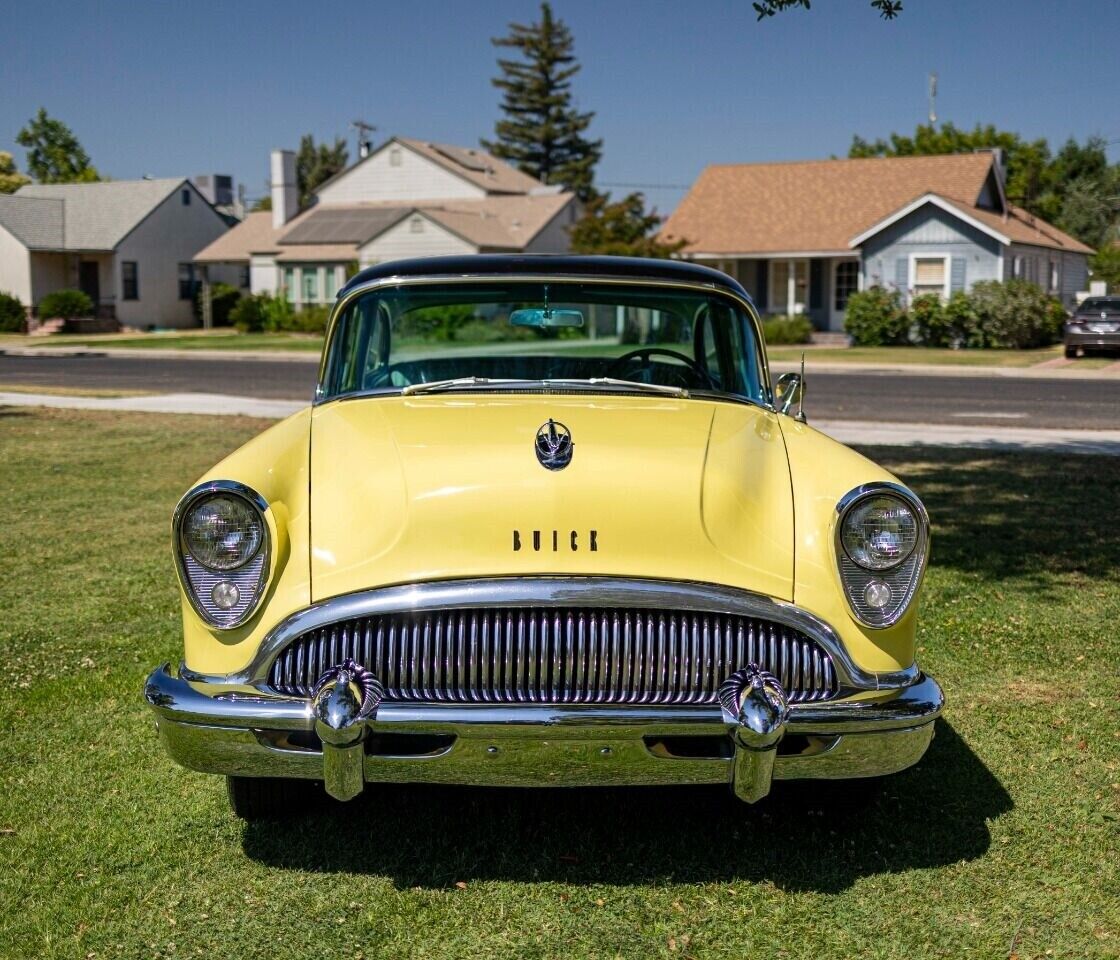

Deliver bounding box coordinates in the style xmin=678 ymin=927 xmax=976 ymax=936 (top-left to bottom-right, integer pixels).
xmin=848 ymin=193 xmax=1010 ymax=248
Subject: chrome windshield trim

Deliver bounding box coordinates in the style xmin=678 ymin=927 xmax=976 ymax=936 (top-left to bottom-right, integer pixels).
xmin=203 ymin=577 xmax=917 ymax=693
xmin=314 ymin=273 xmax=773 ymax=406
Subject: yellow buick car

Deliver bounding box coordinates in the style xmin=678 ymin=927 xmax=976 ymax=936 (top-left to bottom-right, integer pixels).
xmin=144 ymin=256 xmax=943 ymax=819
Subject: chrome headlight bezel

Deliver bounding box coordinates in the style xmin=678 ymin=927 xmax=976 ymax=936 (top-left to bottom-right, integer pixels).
xmin=173 ymin=480 xmax=271 ymax=630
xmin=834 ymin=482 xmax=929 ymax=629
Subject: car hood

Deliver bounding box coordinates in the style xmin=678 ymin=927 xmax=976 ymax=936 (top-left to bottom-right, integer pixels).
xmin=308 ymin=394 xmax=794 ymax=602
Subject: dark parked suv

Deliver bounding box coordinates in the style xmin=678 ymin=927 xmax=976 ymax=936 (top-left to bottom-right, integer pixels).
xmin=1064 ymin=296 xmax=1120 ymax=358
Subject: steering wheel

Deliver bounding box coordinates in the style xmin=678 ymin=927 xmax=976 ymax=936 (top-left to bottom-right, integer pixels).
xmin=606 ymin=347 xmax=715 ymax=389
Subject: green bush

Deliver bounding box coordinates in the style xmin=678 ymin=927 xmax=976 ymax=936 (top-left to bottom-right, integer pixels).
xmin=761 ymin=314 xmax=813 ymax=345
xmin=908 ymin=293 xmax=950 ymax=347
xmin=397 ymin=304 xmax=478 ymax=341
xmin=286 ymin=305 xmax=330 ymax=334
xmin=229 ymin=294 xmax=266 ymax=333
xmin=843 ymin=286 xmax=907 ymax=345
xmin=0 ymin=291 xmax=26 ymax=332
xmin=37 ymin=289 xmax=93 ymax=320
xmin=967 ymin=279 xmax=1065 ymax=348
xmin=205 ymin=283 xmax=241 ymax=327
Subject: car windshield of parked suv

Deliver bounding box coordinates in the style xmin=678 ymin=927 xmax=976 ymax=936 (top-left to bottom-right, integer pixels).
xmin=319 ymin=281 xmax=766 ymax=404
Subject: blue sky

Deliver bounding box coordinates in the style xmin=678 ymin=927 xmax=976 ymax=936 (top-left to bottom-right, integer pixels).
xmin=2 ymin=0 xmax=1118 ymax=214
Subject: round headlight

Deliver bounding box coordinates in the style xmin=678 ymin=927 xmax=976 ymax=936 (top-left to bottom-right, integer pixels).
xmin=182 ymin=494 xmax=263 ymax=570
xmin=841 ymin=495 xmax=918 ymax=570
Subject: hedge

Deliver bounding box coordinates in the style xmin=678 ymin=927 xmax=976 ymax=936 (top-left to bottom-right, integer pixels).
xmin=0 ymin=291 xmax=25 ymax=332
xmin=844 ymin=281 xmax=1066 ymax=349
xmin=761 ymin=314 xmax=813 ymax=345
xmin=37 ymin=289 xmax=94 ymax=320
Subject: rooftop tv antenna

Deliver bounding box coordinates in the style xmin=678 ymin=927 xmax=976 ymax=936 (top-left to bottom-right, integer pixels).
xmin=351 ymin=119 xmax=377 ymax=159
xmin=928 ymin=73 xmax=938 ymax=125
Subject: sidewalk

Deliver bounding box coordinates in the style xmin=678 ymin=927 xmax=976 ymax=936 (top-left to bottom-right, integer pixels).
xmin=4 ymin=390 xmax=1119 ymax=454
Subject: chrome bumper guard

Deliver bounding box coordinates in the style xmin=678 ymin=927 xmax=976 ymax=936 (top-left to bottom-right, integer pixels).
xmin=145 ymin=661 xmax=943 ymax=803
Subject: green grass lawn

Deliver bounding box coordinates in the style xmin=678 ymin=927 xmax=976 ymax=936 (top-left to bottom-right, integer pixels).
xmin=1 ymin=408 xmax=1117 ymax=959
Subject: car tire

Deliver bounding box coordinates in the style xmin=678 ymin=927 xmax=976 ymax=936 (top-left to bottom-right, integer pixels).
xmin=1064 ymin=344 xmax=1077 ymax=359
xmin=226 ymin=776 xmax=319 ymax=820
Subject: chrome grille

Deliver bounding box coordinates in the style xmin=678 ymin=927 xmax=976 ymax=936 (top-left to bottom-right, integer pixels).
xmin=267 ymin=607 xmax=837 ymax=704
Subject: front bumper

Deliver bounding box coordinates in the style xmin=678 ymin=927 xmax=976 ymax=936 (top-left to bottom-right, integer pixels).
xmin=144 ymin=663 xmax=943 ymax=803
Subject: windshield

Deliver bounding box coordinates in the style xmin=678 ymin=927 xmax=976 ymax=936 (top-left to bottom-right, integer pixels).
xmin=1077 ymin=298 xmax=1120 ymax=313
xmin=319 ymin=281 xmax=766 ymax=403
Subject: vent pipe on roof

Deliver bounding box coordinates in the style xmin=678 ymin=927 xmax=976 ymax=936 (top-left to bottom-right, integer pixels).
xmin=270 ymin=149 xmax=297 ymax=229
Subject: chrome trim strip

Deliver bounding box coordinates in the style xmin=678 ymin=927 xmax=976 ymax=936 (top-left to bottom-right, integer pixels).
xmin=315 ymin=273 xmax=773 ymax=406
xmin=198 ymin=577 xmax=917 ymax=692
xmin=833 ymin=481 xmax=931 ymax=630
xmin=145 ymin=663 xmax=942 ymax=736
xmin=171 ymin=480 xmax=272 ymax=631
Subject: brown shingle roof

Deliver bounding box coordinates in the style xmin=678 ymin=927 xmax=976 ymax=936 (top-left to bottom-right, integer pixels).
xmin=660 ymin=153 xmax=1090 ymax=256
xmin=194 ymin=210 xmax=283 ymax=262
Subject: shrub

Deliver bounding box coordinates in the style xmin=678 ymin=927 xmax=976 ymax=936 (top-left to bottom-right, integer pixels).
xmin=761 ymin=314 xmax=813 ymax=345
xmin=260 ymin=293 xmax=295 ymax=333
xmin=37 ymin=288 xmax=93 ymax=320
xmin=967 ymin=279 xmax=1064 ymax=349
xmin=229 ymin=294 xmax=266 ymax=333
xmin=286 ymin=305 xmax=330 ymax=334
xmin=397 ymin=304 xmax=477 ymax=341
xmin=204 ymin=283 xmax=241 ymax=327
xmin=0 ymin=291 xmax=25 ymax=332
xmin=843 ymin=286 xmax=907 ymax=345
xmin=942 ymin=291 xmax=982 ymax=348
xmin=908 ymin=293 xmax=951 ymax=347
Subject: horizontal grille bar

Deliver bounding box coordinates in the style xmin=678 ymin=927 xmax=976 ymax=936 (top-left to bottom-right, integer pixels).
xmin=267 ymin=607 xmax=837 ymax=705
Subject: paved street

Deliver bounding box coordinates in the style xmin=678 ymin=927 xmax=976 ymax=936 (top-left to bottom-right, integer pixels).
xmin=1 ymin=352 xmax=1118 ymax=429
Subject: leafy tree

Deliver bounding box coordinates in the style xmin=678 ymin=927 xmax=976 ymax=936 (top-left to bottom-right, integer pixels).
xmin=296 ymin=134 xmax=348 ymax=208
xmin=15 ymin=108 xmax=100 ymax=183
xmin=0 ymin=152 xmax=30 ymax=193
xmin=1090 ymin=239 xmax=1120 ymax=292
xmin=753 ymin=0 xmax=902 ymax=19
xmin=250 ymin=196 xmax=272 ymax=212
xmin=849 ymin=123 xmax=1119 ymax=247
xmin=483 ymin=2 xmax=602 ymax=202
xmin=569 ymin=192 xmax=686 ymax=258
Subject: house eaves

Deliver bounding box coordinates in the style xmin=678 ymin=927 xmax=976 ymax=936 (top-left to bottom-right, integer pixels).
xmin=848 ymin=193 xmax=1011 ymax=249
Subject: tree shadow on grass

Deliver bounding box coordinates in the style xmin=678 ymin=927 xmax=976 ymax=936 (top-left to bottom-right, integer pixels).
xmin=241 ymin=719 xmax=1009 ymax=894
xmin=854 ymin=444 xmax=1120 ymax=589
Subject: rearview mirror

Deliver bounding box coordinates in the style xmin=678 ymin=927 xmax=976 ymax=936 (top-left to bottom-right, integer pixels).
xmin=509 ymin=307 xmax=585 ymax=328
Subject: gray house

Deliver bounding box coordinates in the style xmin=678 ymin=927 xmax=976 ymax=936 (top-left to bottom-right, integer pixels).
xmin=661 ymin=152 xmax=1093 ymax=330
xmin=0 ymin=178 xmax=233 ymax=328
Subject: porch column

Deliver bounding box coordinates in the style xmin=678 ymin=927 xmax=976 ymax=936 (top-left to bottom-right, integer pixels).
xmin=787 ymin=260 xmax=797 ymax=315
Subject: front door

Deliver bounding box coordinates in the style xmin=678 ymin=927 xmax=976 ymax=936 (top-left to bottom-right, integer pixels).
xmin=831 ymin=259 xmax=860 ymax=330
xmin=79 ymin=261 xmax=100 ymax=313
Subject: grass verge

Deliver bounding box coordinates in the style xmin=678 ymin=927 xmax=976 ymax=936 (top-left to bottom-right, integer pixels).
xmin=0 ymin=382 xmax=154 ymax=398
xmin=0 ymin=408 xmax=1116 ymax=959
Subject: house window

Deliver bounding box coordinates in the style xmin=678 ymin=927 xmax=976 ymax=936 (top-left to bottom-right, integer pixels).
xmin=389 ymin=145 xmax=402 ymax=167
xmin=181 ymin=188 xmax=191 ymax=206
xmin=122 ymin=262 xmax=139 ymax=300
xmin=910 ymin=255 xmax=949 ymax=300
xmin=302 ymin=267 xmax=319 ymax=303
xmin=238 ymin=265 xmax=250 ymax=289
xmin=410 ymin=216 xmax=424 ymax=234
xmin=178 ymin=263 xmax=199 ymax=300
xmin=769 ymin=260 xmax=808 ymax=313
xmin=834 ymin=261 xmax=859 ymax=312
xmin=324 ymin=266 xmax=337 ymax=300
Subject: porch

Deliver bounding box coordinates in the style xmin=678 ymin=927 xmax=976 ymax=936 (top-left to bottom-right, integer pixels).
xmin=695 ymin=256 xmax=861 ymax=332
xmin=29 ymin=250 xmax=117 ymax=321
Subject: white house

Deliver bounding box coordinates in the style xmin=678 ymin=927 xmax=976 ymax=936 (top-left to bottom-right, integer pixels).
xmin=0 ymin=178 xmax=234 ymax=328
xmin=195 ymin=136 xmax=580 ymax=311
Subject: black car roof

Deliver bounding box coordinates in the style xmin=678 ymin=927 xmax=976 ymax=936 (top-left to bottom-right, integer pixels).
xmin=338 ymin=254 xmax=752 ymax=302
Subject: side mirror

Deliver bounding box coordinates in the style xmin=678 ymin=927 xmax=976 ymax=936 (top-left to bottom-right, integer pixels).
xmin=774 ymin=372 xmax=806 ymax=421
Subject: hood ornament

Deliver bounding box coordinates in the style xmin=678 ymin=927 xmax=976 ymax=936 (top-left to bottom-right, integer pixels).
xmin=535 ymin=419 xmax=573 ymax=470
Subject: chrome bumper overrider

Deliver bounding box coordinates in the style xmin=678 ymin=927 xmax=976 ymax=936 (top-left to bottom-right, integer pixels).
xmin=144 ymin=662 xmax=943 ymax=803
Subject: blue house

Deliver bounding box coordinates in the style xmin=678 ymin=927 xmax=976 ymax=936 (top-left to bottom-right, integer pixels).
xmin=661 ymin=151 xmax=1093 ymax=330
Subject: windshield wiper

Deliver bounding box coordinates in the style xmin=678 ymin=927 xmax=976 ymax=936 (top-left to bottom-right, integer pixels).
xmin=400 ymin=377 xmax=537 ymax=396
xmin=400 ymin=376 xmax=688 ymax=399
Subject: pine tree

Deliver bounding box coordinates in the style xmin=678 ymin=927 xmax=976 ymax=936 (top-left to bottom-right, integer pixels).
xmin=295 ymin=135 xmax=349 ymax=209
xmin=483 ymin=3 xmax=602 ymax=202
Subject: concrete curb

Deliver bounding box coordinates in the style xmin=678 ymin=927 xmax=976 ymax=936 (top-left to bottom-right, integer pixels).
xmin=4 ymin=390 xmax=1119 ymax=454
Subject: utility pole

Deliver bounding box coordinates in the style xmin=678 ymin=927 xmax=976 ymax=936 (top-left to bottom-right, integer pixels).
xmin=928 ymin=73 xmax=938 ymax=126
xmin=351 ymin=120 xmax=376 ymax=159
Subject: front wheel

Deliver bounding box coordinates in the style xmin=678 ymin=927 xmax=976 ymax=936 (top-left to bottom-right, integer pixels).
xmin=1064 ymin=343 xmax=1077 ymax=359
xmin=226 ymin=776 xmax=319 ymax=820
